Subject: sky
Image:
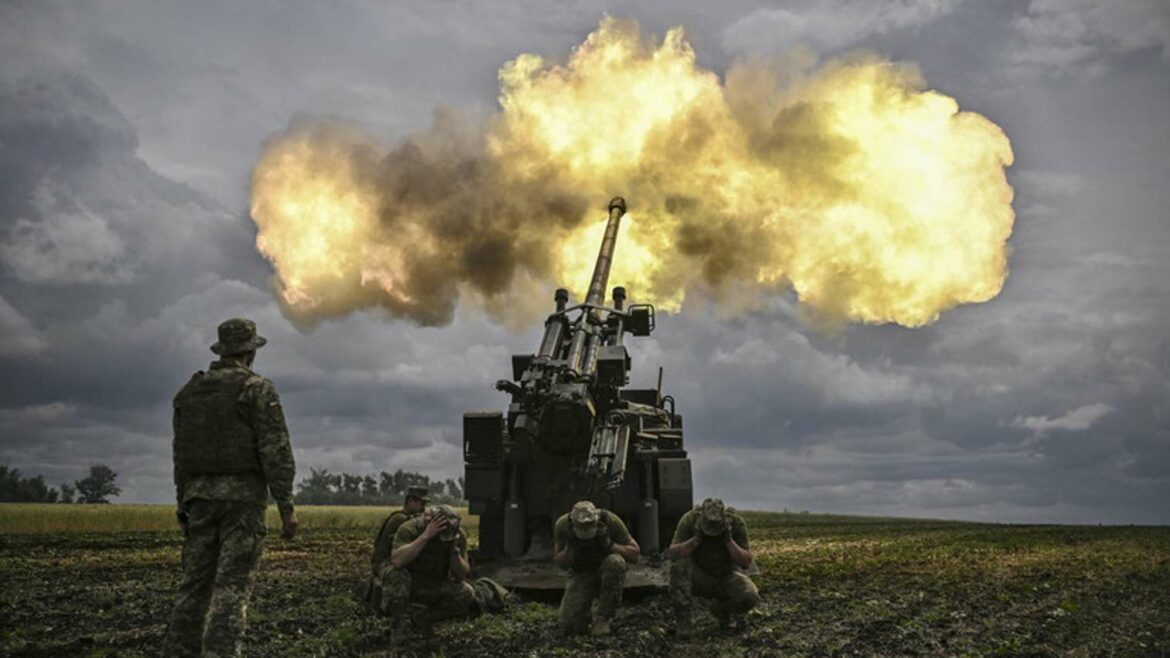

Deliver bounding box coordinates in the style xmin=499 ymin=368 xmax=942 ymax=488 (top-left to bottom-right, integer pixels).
xmin=1 ymin=0 xmax=1168 ymax=524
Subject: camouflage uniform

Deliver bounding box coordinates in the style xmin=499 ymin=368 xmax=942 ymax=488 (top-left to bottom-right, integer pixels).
xmin=555 ymin=501 xmax=633 ymax=635
xmin=162 ymin=319 xmax=296 ymax=658
xmin=372 ymin=509 xmax=417 ymax=577
xmin=381 ymin=509 xmax=476 ymax=626
xmin=670 ymin=500 xmax=760 ymax=627
xmin=363 ymin=487 xmax=427 ymax=614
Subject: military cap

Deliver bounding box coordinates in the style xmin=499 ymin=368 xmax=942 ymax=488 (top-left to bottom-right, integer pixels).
xmin=569 ymin=501 xmax=601 ymax=539
xmin=697 ymin=497 xmax=729 ymax=536
xmin=210 ymin=318 xmax=267 ymax=356
xmin=430 ymin=504 xmax=460 ymax=542
xmin=405 ymin=486 xmax=429 ymax=503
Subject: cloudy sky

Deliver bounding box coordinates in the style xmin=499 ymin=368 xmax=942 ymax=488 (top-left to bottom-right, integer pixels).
xmin=1 ymin=0 xmax=1168 ymax=524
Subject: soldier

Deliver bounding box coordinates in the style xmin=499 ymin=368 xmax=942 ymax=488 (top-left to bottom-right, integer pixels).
xmin=554 ymin=501 xmax=640 ymax=636
xmin=667 ymin=497 xmax=760 ymax=637
xmin=162 ymin=318 xmax=298 ymax=658
xmin=384 ymin=504 xmax=476 ymax=641
xmin=372 ymin=486 xmax=429 ymax=577
xmin=361 ymin=486 xmax=429 ymax=613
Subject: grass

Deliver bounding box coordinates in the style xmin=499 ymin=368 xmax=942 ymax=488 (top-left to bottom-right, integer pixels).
xmin=0 ymin=505 xmax=1167 ymax=657
xmin=0 ymin=504 xmax=472 ymax=535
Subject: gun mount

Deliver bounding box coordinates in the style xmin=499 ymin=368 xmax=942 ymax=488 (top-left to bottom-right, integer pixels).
xmin=463 ymin=197 xmax=694 ymax=589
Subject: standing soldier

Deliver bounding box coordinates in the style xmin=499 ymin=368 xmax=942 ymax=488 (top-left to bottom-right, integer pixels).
xmin=667 ymin=497 xmax=760 ymax=637
xmin=385 ymin=504 xmax=476 ymax=643
xmin=363 ymin=486 xmax=428 ymax=613
xmin=163 ymin=318 xmax=298 ymax=658
xmin=554 ymin=501 xmax=640 ymax=636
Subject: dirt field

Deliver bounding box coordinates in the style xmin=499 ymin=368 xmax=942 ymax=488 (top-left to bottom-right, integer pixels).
xmin=1 ymin=506 xmax=1168 ymax=657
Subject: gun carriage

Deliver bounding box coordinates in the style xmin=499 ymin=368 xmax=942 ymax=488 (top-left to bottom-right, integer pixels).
xmin=463 ymin=197 xmax=694 ymax=589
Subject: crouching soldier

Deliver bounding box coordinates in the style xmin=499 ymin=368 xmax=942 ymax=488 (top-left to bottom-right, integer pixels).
xmin=554 ymin=501 xmax=640 ymax=636
xmin=667 ymin=497 xmax=760 ymax=636
xmin=361 ymin=486 xmax=429 ymax=611
xmin=384 ymin=504 xmax=476 ymax=641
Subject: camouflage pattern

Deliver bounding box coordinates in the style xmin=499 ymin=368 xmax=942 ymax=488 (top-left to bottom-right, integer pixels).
xmin=670 ymin=505 xmax=750 ymax=577
xmin=553 ymin=509 xmax=632 ymax=633
xmin=380 ymin=516 xmax=476 ymax=627
xmin=559 ymin=553 xmax=627 ymax=634
xmin=360 ymin=509 xmax=420 ymax=614
xmin=669 ymin=556 xmax=760 ymax=622
xmin=164 ymin=333 xmax=296 ymax=658
xmin=670 ymin=505 xmax=760 ymax=624
xmin=173 ymin=361 xmax=296 ymax=515
xmin=174 ymin=367 xmax=263 ymax=479
xmin=391 ymin=514 xmax=468 ymax=584
xmin=161 ymin=500 xmax=267 ymax=658
xmin=378 ymin=567 xmax=476 ymax=625
xmin=372 ymin=510 xmax=416 ymax=576
xmin=211 ymin=318 xmax=267 ymax=356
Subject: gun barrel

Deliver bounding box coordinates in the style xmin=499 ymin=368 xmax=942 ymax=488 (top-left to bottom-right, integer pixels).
xmin=585 ymin=197 xmax=626 ymax=306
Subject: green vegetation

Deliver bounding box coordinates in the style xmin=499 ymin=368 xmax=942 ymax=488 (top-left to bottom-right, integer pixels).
xmin=0 ymin=463 xmax=120 ymax=504
xmin=0 ymin=506 xmax=1166 ymax=656
xmin=0 ymin=504 xmax=459 ymax=534
xmin=295 ymin=468 xmax=464 ymax=506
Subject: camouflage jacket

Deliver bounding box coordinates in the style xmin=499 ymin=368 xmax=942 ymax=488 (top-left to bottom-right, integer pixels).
xmin=371 ymin=510 xmax=419 ymax=576
xmin=671 ymin=507 xmax=750 ymax=577
xmin=392 ymin=516 xmax=469 ymax=584
xmin=173 ymin=360 xmax=296 ymax=515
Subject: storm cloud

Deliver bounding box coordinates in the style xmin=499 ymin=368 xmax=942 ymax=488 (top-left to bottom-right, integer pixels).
xmin=1 ymin=0 xmax=1167 ymax=523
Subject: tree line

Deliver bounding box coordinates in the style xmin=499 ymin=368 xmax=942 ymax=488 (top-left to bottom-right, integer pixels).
xmin=0 ymin=464 xmax=122 ymax=504
xmin=294 ymin=468 xmax=465 ymax=506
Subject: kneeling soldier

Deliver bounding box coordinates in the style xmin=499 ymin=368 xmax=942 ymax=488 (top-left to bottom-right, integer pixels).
xmin=364 ymin=486 xmax=429 ymax=613
xmin=667 ymin=497 xmax=760 ymax=636
xmin=554 ymin=501 xmax=640 ymax=636
xmin=385 ymin=505 xmax=475 ymax=640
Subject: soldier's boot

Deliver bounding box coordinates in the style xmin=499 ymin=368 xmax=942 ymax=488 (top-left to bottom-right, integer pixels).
xmin=591 ymin=616 xmax=612 ymax=637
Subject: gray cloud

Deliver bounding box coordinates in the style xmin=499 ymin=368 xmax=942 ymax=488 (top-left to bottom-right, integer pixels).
xmin=0 ymin=2 xmax=1167 ymax=523
xmin=1007 ymin=0 xmax=1170 ymax=76
xmin=721 ymin=0 xmax=959 ymax=54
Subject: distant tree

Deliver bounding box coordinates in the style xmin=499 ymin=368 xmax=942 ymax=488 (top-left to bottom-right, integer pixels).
xmin=75 ymin=464 xmax=121 ymax=504
xmin=0 ymin=465 xmax=61 ymax=503
xmin=60 ymin=483 xmax=76 ymax=504
xmin=445 ymin=478 xmax=463 ymax=501
xmin=362 ymin=475 xmax=378 ymax=499
xmin=294 ymin=467 xmax=464 ymax=506
xmin=295 ymin=468 xmax=335 ymax=505
xmin=341 ymin=473 xmax=363 ymax=495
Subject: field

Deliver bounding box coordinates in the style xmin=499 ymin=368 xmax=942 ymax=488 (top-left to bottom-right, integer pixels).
xmin=1 ymin=505 xmax=1168 ymax=657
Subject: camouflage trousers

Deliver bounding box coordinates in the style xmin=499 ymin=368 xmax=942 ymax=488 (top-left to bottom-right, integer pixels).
xmin=162 ymin=499 xmax=266 ymax=658
xmin=669 ymin=558 xmax=760 ymax=619
xmin=378 ymin=567 xmax=476 ymax=625
xmin=559 ymin=553 xmax=627 ymax=634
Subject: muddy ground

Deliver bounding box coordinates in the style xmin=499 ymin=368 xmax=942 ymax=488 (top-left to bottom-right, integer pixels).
xmin=2 ymin=511 xmax=1168 ymax=656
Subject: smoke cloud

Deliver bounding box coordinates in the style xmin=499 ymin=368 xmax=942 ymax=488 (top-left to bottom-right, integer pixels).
xmin=250 ymin=18 xmax=1014 ymax=328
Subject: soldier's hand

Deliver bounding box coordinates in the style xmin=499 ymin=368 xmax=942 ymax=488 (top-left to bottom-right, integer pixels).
xmin=281 ymin=509 xmax=299 ymax=540
xmin=421 ymin=517 xmax=449 ymax=540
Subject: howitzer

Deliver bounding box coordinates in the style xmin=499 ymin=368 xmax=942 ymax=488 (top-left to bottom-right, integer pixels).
xmin=464 ymin=197 xmax=693 ymax=589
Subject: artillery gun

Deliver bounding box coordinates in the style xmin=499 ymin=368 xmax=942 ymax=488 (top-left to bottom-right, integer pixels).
xmin=463 ymin=197 xmax=693 ymax=589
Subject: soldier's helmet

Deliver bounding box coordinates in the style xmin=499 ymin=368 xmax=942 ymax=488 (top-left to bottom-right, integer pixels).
xmin=569 ymin=501 xmax=601 ymax=539
xmin=210 ymin=318 xmax=267 ymax=356
xmin=697 ymin=497 xmax=728 ymax=536
xmin=405 ymin=486 xmax=429 ymax=504
xmin=430 ymin=504 xmax=460 ymax=542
